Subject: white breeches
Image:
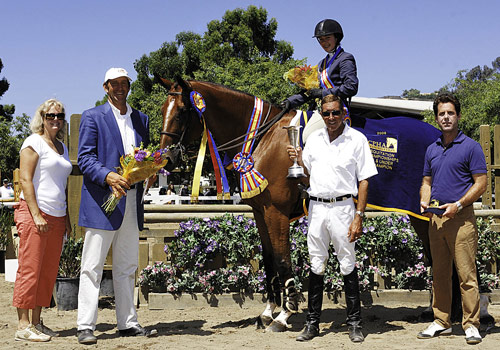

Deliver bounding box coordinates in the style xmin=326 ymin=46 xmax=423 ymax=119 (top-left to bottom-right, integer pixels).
xmin=307 ymin=198 xmax=356 ymax=276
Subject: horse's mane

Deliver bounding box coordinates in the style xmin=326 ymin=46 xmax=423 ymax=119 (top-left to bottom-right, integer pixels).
xmin=188 ymin=80 xmax=266 ymax=102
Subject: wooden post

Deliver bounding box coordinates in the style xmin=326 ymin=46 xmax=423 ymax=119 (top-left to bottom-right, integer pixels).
xmin=479 ymin=125 xmax=492 ymax=208
xmin=12 ymin=169 xmax=21 ymax=201
xmin=68 ymin=114 xmax=84 ymax=239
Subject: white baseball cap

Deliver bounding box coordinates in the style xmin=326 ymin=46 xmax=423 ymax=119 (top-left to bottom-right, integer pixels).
xmin=104 ymin=67 xmax=132 ymax=83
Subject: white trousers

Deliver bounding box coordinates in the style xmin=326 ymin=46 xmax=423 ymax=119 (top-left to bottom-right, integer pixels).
xmin=77 ymin=189 xmax=140 ymax=331
xmin=307 ymin=198 xmax=356 ymax=276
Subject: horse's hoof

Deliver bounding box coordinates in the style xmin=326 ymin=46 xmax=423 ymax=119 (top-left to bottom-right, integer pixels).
xmin=480 ymin=315 xmax=495 ymax=332
xmin=266 ymin=320 xmax=288 ymax=332
xmin=260 ymin=314 xmax=273 ymax=327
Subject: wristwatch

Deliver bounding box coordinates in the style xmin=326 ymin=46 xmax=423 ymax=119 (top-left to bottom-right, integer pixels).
xmin=355 ymin=210 xmax=365 ymax=218
xmin=455 ymin=201 xmax=463 ymax=212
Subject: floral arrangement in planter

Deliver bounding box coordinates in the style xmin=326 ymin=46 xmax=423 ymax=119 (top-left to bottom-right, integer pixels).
xmin=58 ymin=233 xmax=84 ymax=278
xmin=394 ymin=262 xmax=431 ymax=291
xmin=476 ymin=216 xmax=500 ymax=291
xmin=138 ymin=213 xmax=500 ymax=295
xmin=168 ymin=214 xmax=262 ymax=270
xmin=138 ymin=261 xmax=177 ymax=293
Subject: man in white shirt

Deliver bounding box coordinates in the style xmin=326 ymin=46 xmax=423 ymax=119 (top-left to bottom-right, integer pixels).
xmin=0 ymin=179 xmax=14 ymax=198
xmin=287 ymin=94 xmax=377 ymax=343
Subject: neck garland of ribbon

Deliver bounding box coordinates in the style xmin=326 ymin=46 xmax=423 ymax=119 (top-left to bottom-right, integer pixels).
xmin=189 ymin=91 xmax=230 ymax=202
xmin=319 ymin=45 xmax=351 ymax=126
xmin=232 ymin=97 xmax=268 ymax=199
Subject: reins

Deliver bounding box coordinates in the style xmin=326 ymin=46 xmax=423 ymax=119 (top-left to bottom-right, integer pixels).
xmin=216 ymin=103 xmax=287 ymax=152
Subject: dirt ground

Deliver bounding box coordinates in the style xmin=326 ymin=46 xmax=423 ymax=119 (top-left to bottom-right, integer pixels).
xmin=0 ymin=275 xmax=499 ymax=350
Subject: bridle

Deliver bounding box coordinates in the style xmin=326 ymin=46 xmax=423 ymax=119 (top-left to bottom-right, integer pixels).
xmin=160 ymin=87 xmax=289 ymax=160
xmin=159 ymin=91 xmax=189 ymax=143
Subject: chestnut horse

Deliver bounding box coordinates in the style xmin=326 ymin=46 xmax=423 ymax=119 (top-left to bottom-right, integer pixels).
xmin=158 ymin=78 xmax=303 ymax=331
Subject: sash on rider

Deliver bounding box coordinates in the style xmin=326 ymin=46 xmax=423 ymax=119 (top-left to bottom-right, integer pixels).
xmin=232 ymin=97 xmax=269 ymax=199
xmin=319 ymin=46 xmax=351 ymax=126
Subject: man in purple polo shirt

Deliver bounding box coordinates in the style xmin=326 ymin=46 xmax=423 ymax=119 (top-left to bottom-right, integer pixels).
xmin=418 ymin=93 xmax=486 ymax=345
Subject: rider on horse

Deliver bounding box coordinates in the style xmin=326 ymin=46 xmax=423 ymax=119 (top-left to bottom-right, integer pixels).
xmin=281 ymin=19 xmax=358 ymax=111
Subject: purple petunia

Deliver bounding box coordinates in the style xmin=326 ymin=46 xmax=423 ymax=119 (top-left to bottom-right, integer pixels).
xmin=134 ymin=149 xmax=148 ymax=162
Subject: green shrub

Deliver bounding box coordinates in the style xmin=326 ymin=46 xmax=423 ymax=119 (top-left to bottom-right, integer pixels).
xmin=58 ymin=233 xmax=84 ymax=278
xmin=0 ymin=207 xmax=14 ymax=250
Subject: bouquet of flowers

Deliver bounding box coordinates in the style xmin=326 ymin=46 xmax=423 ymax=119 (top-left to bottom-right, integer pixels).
xmin=102 ymin=144 xmax=169 ymax=214
xmin=283 ymin=64 xmax=319 ymax=90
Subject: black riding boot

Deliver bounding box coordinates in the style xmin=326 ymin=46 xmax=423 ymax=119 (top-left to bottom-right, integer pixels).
xmin=344 ymin=267 xmax=364 ymax=342
xmin=296 ymin=272 xmax=323 ymax=341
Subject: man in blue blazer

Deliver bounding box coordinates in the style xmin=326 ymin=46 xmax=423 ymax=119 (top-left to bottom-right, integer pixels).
xmin=76 ymin=68 xmax=157 ymax=344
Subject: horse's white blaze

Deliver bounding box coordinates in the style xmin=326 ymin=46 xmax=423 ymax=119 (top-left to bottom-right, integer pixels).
xmin=274 ymin=309 xmax=292 ymax=326
xmin=262 ymin=302 xmax=277 ymax=319
xmin=164 ymin=99 xmax=176 ymax=126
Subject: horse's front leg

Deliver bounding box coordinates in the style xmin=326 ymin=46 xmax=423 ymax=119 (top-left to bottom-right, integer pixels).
xmin=261 ymin=206 xmax=299 ymax=332
xmin=266 ymin=277 xmax=298 ymax=332
xmin=253 ymin=210 xmax=281 ymax=327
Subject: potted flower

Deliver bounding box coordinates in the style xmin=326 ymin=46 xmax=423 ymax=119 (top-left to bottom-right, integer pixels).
xmin=139 ymin=261 xmax=177 ymax=294
xmin=55 ymin=233 xmax=83 ymax=310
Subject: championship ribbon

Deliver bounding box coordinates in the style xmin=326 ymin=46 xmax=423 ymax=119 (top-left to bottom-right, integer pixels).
xmin=232 ymin=97 xmax=268 ymax=199
xmin=319 ymin=46 xmax=351 ymax=126
xmin=189 ymin=91 xmax=230 ymax=201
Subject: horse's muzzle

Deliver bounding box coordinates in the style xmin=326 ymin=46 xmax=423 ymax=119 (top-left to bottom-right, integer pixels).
xmin=164 ymin=148 xmax=181 ymax=172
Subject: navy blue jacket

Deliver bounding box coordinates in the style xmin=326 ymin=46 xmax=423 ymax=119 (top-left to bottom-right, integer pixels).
xmin=77 ymin=102 xmax=150 ymax=230
xmin=288 ymin=48 xmax=359 ymax=107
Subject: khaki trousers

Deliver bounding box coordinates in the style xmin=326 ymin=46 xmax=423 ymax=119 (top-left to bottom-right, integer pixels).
xmin=429 ymin=205 xmax=480 ymax=330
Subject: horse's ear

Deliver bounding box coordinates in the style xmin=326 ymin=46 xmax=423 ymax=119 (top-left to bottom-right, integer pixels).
xmin=175 ymin=76 xmax=190 ymax=92
xmin=154 ymin=74 xmax=173 ymax=90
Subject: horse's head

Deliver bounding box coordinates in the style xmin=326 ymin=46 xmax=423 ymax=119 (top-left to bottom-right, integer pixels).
xmin=157 ymin=76 xmax=203 ymax=171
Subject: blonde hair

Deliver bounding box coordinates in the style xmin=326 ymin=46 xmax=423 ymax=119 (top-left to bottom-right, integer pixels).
xmin=30 ymin=99 xmax=67 ymax=140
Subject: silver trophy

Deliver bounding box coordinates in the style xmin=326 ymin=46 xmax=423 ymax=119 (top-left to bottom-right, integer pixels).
xmin=284 ymin=125 xmax=306 ymax=178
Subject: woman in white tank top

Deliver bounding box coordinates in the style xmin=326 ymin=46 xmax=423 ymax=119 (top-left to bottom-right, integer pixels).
xmin=12 ymin=99 xmax=72 ymax=342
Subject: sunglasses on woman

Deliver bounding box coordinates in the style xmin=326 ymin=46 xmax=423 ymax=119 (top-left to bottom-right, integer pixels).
xmin=44 ymin=113 xmax=65 ymax=121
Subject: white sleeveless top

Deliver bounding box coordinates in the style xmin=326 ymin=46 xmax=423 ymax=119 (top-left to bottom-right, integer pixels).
xmin=20 ymin=134 xmax=73 ymax=217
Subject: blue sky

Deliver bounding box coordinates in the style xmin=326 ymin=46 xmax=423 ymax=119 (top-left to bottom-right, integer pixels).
xmin=2 ymin=0 xmax=499 ymax=118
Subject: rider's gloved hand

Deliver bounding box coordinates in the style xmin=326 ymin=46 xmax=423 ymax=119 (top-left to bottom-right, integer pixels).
xmin=306 ymin=88 xmax=323 ymax=99
xmin=279 ymin=99 xmax=291 ymax=111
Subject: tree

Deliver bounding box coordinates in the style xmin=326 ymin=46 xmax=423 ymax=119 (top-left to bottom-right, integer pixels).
xmin=0 ymin=58 xmax=15 ymax=122
xmin=0 ymin=113 xmax=31 ymax=178
xmin=0 ymin=58 xmax=31 ymax=178
xmin=401 ymin=88 xmax=436 ymax=101
xmin=421 ymin=57 xmax=500 ymax=142
xmin=128 ymin=5 xmax=303 ymax=145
